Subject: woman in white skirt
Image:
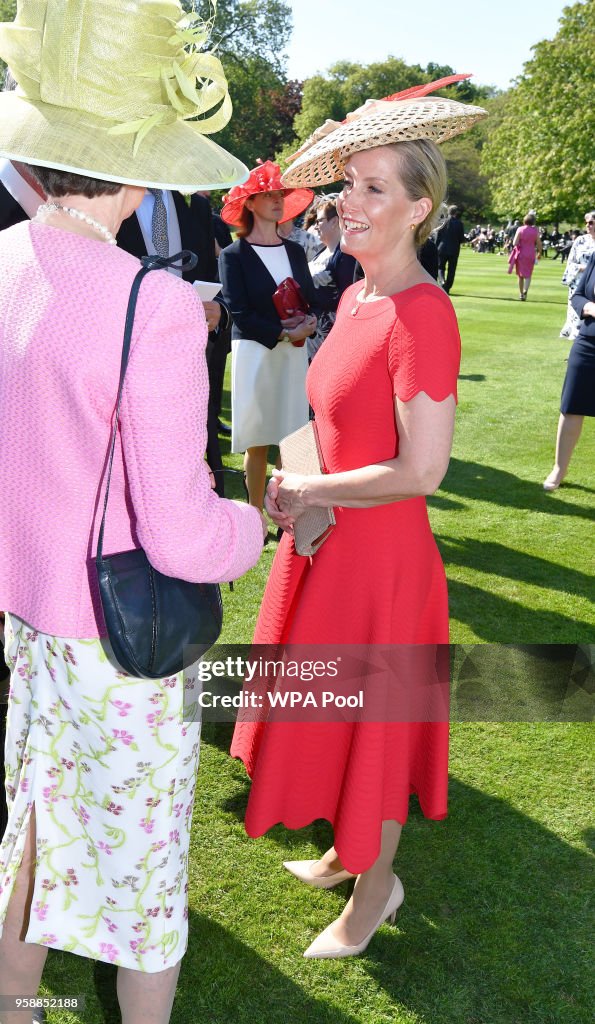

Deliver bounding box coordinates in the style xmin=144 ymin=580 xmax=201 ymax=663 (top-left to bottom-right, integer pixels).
xmin=219 ymin=162 xmax=317 ymax=509
xmin=0 ymin=2 xmax=265 ymax=1022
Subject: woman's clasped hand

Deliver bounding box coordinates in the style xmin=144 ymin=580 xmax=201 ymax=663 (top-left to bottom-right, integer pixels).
xmin=280 ymin=312 xmax=318 ymax=345
xmin=264 ymin=469 xmax=310 ymax=531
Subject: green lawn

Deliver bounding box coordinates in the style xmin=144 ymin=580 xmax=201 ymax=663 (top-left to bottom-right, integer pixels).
xmin=41 ymin=250 xmax=593 ymax=1023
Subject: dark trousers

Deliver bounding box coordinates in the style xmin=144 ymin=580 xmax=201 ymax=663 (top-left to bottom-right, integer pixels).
xmin=205 ymin=327 xmax=230 ymax=498
xmin=438 ymin=252 xmax=459 ymax=293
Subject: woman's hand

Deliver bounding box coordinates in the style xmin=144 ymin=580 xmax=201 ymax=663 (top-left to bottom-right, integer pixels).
xmin=257 ymin=509 xmax=269 ymax=542
xmin=264 ymin=472 xmax=296 ymax=532
xmin=286 ymin=314 xmax=317 ymax=344
xmin=280 ymin=314 xmax=306 ymax=330
xmin=581 ymin=300 xmax=595 ymax=318
xmin=267 ymin=469 xmax=315 ymax=521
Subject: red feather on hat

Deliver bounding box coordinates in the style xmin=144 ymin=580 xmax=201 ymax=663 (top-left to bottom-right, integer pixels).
xmin=382 ymin=73 xmax=472 ymax=103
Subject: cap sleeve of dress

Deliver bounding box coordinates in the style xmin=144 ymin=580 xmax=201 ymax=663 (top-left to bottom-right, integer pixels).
xmin=388 ymin=286 xmax=461 ymax=404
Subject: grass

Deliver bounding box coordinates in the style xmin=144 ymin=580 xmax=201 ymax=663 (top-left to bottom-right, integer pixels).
xmin=40 ymin=250 xmax=593 ymax=1022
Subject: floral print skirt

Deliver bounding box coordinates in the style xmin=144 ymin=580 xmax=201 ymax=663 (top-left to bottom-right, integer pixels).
xmin=0 ymin=614 xmax=201 ymax=972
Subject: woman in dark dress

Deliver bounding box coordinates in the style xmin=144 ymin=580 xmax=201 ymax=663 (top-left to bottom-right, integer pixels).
xmin=544 ymin=250 xmax=595 ymax=490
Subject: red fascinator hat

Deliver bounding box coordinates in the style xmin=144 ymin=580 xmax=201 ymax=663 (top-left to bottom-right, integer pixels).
xmin=221 ymin=160 xmax=314 ymax=226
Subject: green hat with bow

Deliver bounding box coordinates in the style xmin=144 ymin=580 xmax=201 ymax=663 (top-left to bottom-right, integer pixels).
xmin=0 ymin=0 xmax=248 ymax=192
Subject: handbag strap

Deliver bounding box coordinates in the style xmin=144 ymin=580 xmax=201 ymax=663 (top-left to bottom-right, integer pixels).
xmin=96 ymin=250 xmax=198 ymax=561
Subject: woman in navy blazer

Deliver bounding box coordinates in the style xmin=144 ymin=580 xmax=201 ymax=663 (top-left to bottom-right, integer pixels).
xmin=219 ymin=163 xmax=316 ymax=509
xmin=544 ymin=249 xmax=595 ymax=490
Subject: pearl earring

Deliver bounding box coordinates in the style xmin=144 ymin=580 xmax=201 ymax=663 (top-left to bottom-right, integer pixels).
xmin=410 ymin=224 xmax=416 ymax=231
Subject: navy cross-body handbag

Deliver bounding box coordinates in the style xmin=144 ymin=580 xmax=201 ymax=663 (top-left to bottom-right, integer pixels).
xmin=95 ymin=252 xmax=222 ymax=679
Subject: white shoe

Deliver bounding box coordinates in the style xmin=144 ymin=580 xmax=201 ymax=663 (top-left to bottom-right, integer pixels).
xmin=283 ymin=859 xmax=356 ymax=889
xmin=303 ymin=874 xmax=405 ymax=959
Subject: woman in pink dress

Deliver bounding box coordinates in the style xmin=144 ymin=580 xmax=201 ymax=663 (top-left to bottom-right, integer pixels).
xmin=509 ymin=213 xmax=542 ymax=300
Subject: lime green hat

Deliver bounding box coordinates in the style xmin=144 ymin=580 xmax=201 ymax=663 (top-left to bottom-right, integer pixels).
xmin=0 ymin=0 xmax=248 ymax=192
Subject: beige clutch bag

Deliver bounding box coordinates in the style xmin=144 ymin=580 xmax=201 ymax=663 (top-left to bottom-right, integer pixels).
xmin=279 ymin=421 xmax=336 ymax=556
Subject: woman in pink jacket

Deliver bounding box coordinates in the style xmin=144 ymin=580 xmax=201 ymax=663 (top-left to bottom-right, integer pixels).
xmin=0 ymin=3 xmax=264 ymax=1023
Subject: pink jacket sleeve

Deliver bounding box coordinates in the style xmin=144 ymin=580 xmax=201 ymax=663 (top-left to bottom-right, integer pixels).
xmin=119 ymin=274 xmax=263 ymax=582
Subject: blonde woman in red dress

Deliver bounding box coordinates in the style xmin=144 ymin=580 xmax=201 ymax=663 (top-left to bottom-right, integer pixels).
xmin=231 ymin=78 xmax=487 ymax=959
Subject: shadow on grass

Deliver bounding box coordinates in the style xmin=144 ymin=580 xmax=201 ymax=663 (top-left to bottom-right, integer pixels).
xmin=441 ymin=458 xmax=595 ymax=521
xmin=58 ymin=914 xmax=361 ymax=1024
xmin=360 ymin=778 xmax=591 ymax=1024
xmin=458 ymin=373 xmax=486 ymax=381
xmin=437 ymin=535 xmax=594 ymax=600
xmin=212 ymin=773 xmax=591 ymax=1024
xmin=446 ymin=576 xmax=593 ymax=643
xmin=179 ymin=913 xmax=362 ymax=1024
xmin=426 ymin=494 xmax=466 ymax=510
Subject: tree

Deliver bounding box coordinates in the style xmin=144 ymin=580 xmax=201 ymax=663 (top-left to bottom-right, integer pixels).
xmin=185 ymin=0 xmax=295 ymax=167
xmin=0 ymin=0 xmax=16 ymax=75
xmin=287 ymin=57 xmax=426 ymax=145
xmin=481 ymin=0 xmax=595 ymax=223
xmin=216 ymin=58 xmax=299 ymax=167
xmin=441 ymin=136 xmax=493 ymax=222
xmin=0 ymin=1 xmax=15 ymax=21
xmin=190 ymin=0 xmax=291 ymax=75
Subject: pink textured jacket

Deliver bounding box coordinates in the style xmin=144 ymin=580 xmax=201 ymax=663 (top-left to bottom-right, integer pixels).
xmin=0 ymin=222 xmax=263 ymax=637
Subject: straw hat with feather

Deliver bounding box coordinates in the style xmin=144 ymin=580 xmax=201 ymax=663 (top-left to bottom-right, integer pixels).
xmin=0 ymin=0 xmax=248 ymax=192
xmin=282 ymin=75 xmax=487 ymax=189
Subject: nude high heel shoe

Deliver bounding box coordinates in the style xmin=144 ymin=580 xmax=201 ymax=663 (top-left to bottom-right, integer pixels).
xmin=543 ymin=471 xmax=564 ymax=491
xmin=283 ymin=859 xmax=356 ymax=889
xmin=303 ymin=874 xmax=405 ymax=959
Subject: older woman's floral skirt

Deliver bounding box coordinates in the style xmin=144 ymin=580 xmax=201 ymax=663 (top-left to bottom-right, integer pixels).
xmin=0 ymin=614 xmax=201 ymax=972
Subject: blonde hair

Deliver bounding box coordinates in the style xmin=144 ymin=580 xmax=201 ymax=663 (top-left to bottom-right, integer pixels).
xmin=386 ymin=139 xmax=447 ymax=246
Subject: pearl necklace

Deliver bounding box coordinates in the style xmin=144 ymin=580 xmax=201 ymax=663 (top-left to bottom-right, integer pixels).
xmin=36 ymin=202 xmax=117 ymax=245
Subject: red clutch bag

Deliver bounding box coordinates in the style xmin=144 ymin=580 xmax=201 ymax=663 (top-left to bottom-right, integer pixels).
xmin=272 ymin=277 xmax=310 ymax=319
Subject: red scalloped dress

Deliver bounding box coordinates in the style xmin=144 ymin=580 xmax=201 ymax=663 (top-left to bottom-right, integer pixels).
xmin=231 ymin=282 xmax=461 ymax=872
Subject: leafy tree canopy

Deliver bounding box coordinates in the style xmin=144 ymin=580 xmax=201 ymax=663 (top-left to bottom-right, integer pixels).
xmin=188 ymin=0 xmax=291 ymax=74
xmin=185 ymin=0 xmax=295 ymax=168
xmin=481 ymin=0 xmax=595 ymax=223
